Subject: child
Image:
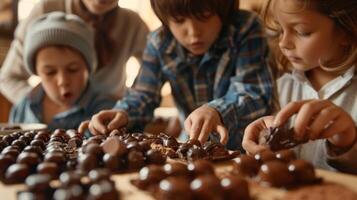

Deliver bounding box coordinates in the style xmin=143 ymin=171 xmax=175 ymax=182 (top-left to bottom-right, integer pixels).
xmin=82 ymin=0 xmax=275 ymax=150
xmin=242 ymin=0 xmax=357 ymax=173
xmin=9 ymin=12 xmax=116 ymax=131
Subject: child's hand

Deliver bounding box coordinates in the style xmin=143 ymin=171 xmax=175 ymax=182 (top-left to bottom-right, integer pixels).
xmin=184 ymin=105 xmax=228 ymax=145
xmin=242 ymin=116 xmax=275 ymax=154
xmin=78 ymin=110 xmax=128 ymax=135
xmin=274 ymin=100 xmax=356 ymax=148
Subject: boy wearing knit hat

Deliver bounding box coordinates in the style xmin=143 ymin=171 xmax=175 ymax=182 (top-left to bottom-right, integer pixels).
xmin=9 ymin=12 xmax=115 ymax=131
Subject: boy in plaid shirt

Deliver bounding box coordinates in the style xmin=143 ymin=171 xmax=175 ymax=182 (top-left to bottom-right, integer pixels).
xmin=82 ymin=0 xmax=275 ymax=150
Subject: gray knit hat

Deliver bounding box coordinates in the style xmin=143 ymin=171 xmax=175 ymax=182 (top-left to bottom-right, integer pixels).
xmin=24 ymin=12 xmax=97 ymax=74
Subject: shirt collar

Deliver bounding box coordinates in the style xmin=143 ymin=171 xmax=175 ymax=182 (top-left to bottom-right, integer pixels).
xmin=291 ymin=66 xmax=356 ymax=99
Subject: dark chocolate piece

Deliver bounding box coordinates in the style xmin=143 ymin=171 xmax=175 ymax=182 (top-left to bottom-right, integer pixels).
xmin=260 ymin=127 xmax=308 ymax=151
xmin=190 ymin=175 xmax=223 ymax=200
xmin=157 ymin=177 xmax=192 ymax=200
xmin=233 ymin=155 xmax=260 ymax=177
xmin=257 ymin=160 xmax=294 ymax=187
xmin=221 ymin=176 xmax=250 ymax=200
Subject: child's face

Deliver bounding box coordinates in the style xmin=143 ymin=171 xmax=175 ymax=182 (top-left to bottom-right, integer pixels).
xmin=36 ymin=46 xmax=89 ymax=108
xmin=82 ymin=0 xmax=118 ymax=15
xmin=274 ymin=0 xmax=348 ymax=71
xmin=167 ymin=13 xmax=222 ymax=56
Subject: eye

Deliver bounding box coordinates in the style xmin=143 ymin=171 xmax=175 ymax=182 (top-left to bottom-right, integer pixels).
xmin=296 ymin=30 xmax=311 ymax=37
xmin=44 ymin=70 xmax=56 ymax=76
xmin=172 ymin=16 xmax=185 ymax=24
xmin=67 ymin=65 xmax=81 ymax=73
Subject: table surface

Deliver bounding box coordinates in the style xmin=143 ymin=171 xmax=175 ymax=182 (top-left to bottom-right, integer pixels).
xmin=1 ymin=161 xmax=356 ymax=200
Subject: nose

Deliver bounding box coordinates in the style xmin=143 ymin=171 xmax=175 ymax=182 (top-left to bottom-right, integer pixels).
xmin=278 ymin=32 xmax=294 ymax=50
xmin=186 ymin=19 xmax=201 ymax=38
xmin=57 ymin=71 xmax=70 ymax=87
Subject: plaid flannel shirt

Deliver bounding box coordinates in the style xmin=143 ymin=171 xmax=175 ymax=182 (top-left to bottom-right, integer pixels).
xmin=115 ymin=10 xmax=275 ymax=150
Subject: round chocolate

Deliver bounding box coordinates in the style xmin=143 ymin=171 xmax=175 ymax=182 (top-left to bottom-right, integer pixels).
xmin=17 ymin=152 xmax=41 ymax=169
xmin=59 ymin=171 xmax=82 ymax=187
xmin=23 ymin=146 xmax=43 ymax=156
xmin=275 ymin=149 xmax=296 ymax=163
xmin=288 ymin=159 xmax=316 ymax=183
xmin=101 ymin=137 xmax=127 ymax=157
xmin=26 ymin=174 xmax=51 ymax=192
xmin=19 ymin=135 xmax=31 ymax=145
xmin=126 ymin=141 xmax=143 ymax=152
xmin=11 ymin=139 xmax=27 ymax=150
xmin=82 ymin=143 xmax=104 ymax=158
xmin=158 ymin=177 xmax=192 ymax=200
xmin=0 ymin=140 xmax=9 ymax=152
xmin=190 ymin=175 xmax=223 ymax=200
xmin=89 ymin=168 xmax=111 ymax=183
xmin=1 ymin=148 xmax=20 ymax=159
xmin=254 ymin=150 xmax=277 ymax=163
xmin=5 ymin=163 xmax=30 ymax=183
xmin=221 ymin=176 xmax=250 ymax=200
xmin=37 ymin=162 xmax=59 ymax=178
xmin=257 ymin=160 xmax=294 ymax=187
xmin=77 ymin=154 xmax=98 ymax=172
xmin=103 ymin=153 xmax=125 ymax=171
xmin=163 ymin=162 xmax=189 ymax=177
xmin=233 ymin=155 xmax=260 ymax=177
xmin=68 ymin=137 xmax=82 ymax=148
xmin=30 ymin=139 xmax=45 ymax=150
xmin=0 ymin=154 xmax=15 ymax=176
xmin=44 ymin=152 xmax=66 ymax=166
xmin=89 ymin=180 xmax=119 ymax=200
xmin=186 ymin=146 xmax=207 ymax=161
xmin=138 ymin=140 xmax=151 ymax=151
xmin=146 ymin=149 xmax=166 ymax=165
xmin=2 ymin=135 xmax=15 ymax=144
xmin=137 ymin=165 xmax=167 ymax=189
xmin=127 ymin=150 xmax=145 ymax=169
xmin=187 ymin=160 xmax=215 ymax=176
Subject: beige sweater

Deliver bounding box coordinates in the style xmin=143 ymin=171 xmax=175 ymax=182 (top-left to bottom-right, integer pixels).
xmin=0 ymin=0 xmax=149 ymax=103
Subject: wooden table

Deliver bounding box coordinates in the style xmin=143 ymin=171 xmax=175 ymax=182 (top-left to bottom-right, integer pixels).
xmin=1 ymin=161 xmax=357 ymax=200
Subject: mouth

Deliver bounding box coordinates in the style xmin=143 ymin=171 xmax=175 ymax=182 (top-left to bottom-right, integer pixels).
xmin=62 ymin=92 xmax=73 ymax=100
xmin=286 ymin=56 xmax=302 ymax=62
xmin=190 ymin=41 xmax=204 ymax=49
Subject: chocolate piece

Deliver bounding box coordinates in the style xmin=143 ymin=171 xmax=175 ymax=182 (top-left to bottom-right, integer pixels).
xmin=89 ymin=168 xmax=111 ymax=183
xmin=44 ymin=152 xmax=66 ymax=166
xmin=146 ymin=149 xmax=166 ymax=165
xmin=163 ymin=162 xmax=189 ymax=177
xmin=103 ymin=153 xmax=125 ymax=171
xmin=260 ymin=127 xmax=308 ymax=151
xmin=186 ymin=146 xmax=207 ymax=161
xmin=233 ymin=155 xmax=260 ymax=177
xmin=203 ymin=142 xmax=229 ymax=158
xmin=275 ymin=149 xmax=297 ymax=162
xmin=257 ymin=160 xmax=294 ymax=187
xmin=59 ymin=171 xmax=82 ymax=187
xmin=127 ymin=150 xmax=145 ymax=169
xmin=101 ymin=137 xmax=127 ymax=156
xmin=30 ymin=139 xmax=45 ymax=150
xmin=254 ymin=150 xmax=277 ymax=163
xmin=176 ymin=143 xmax=193 ymax=157
xmin=17 ymin=152 xmax=41 ymax=170
xmin=77 ymin=154 xmax=98 ymax=172
xmin=26 ymin=174 xmax=51 ymax=192
xmin=82 ymin=143 xmax=104 ymax=158
xmin=19 ymin=135 xmax=31 ymax=145
xmin=68 ymin=137 xmax=82 ymax=148
xmin=23 ymin=145 xmax=43 ymax=156
xmin=191 ymin=175 xmax=223 ymax=200
xmin=157 ymin=177 xmax=192 ymax=200
xmin=1 ymin=148 xmax=20 ymax=159
xmin=221 ymin=176 xmax=250 ymax=200
xmin=288 ymin=159 xmax=317 ymax=184
xmin=0 ymin=154 xmax=15 ymax=176
xmin=88 ymin=180 xmax=119 ymax=200
xmin=187 ymin=160 xmax=215 ymax=176
xmin=2 ymin=135 xmax=15 ymax=144
xmin=136 ymin=165 xmax=167 ymax=190
xmin=37 ymin=162 xmax=59 ymax=178
xmin=163 ymin=136 xmax=179 ymax=150
xmin=0 ymin=140 xmax=9 ymax=152
xmin=11 ymin=139 xmax=27 ymax=150
xmin=5 ymin=163 xmax=30 ymax=183
xmin=126 ymin=141 xmax=143 ymax=152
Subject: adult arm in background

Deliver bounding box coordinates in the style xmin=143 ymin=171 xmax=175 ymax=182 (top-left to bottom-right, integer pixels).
xmin=0 ymin=1 xmax=49 ymax=103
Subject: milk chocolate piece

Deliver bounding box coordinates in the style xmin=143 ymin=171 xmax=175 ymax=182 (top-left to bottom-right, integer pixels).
xmin=257 ymin=160 xmax=294 ymax=187
xmin=187 ymin=160 xmax=215 ymax=176
xmin=127 ymin=150 xmax=145 ymax=169
xmin=17 ymin=152 xmax=41 ymax=171
xmin=103 ymin=153 xmax=125 ymax=171
xmin=37 ymin=162 xmax=59 ymax=178
xmin=77 ymin=154 xmax=98 ymax=172
xmin=221 ymin=176 xmax=250 ymax=200
xmin=59 ymin=171 xmax=82 ymax=187
xmin=23 ymin=145 xmax=43 ymax=156
xmin=30 ymin=139 xmax=45 ymax=150
xmin=88 ymin=180 xmax=119 ymax=200
xmin=44 ymin=152 xmax=66 ymax=166
xmin=254 ymin=150 xmax=277 ymax=163
xmin=203 ymin=142 xmax=229 ymax=158
xmin=101 ymin=137 xmax=127 ymax=157
xmin=0 ymin=154 xmax=15 ymax=176
xmin=5 ymin=163 xmax=30 ymax=183
xmin=186 ymin=146 xmax=207 ymax=161
xmin=146 ymin=149 xmax=166 ymax=165
xmin=158 ymin=177 xmax=192 ymax=200
xmin=137 ymin=165 xmax=167 ymax=190
xmin=11 ymin=139 xmax=26 ymax=150
xmin=26 ymin=174 xmax=51 ymax=192
xmin=233 ymin=155 xmax=260 ymax=177
xmin=191 ymin=175 xmax=223 ymax=200
xmin=275 ymin=149 xmax=297 ymax=162
xmin=288 ymin=159 xmax=317 ymax=184
xmin=163 ymin=163 xmax=189 ymax=177
xmin=89 ymin=168 xmax=111 ymax=183
xmin=260 ymin=127 xmax=308 ymax=151
xmin=163 ymin=136 xmax=179 ymax=150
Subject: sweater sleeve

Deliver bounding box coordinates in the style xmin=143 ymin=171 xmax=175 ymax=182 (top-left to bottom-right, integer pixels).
xmin=0 ymin=1 xmax=47 ymax=103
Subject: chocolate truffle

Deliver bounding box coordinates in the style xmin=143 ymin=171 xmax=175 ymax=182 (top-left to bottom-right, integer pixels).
xmin=88 ymin=180 xmax=119 ymax=200
xmin=275 ymin=149 xmax=297 ymax=163
xmin=89 ymin=168 xmax=111 ymax=183
xmin=233 ymin=155 xmax=260 ymax=177
xmin=77 ymin=154 xmax=99 ymax=172
xmin=191 ymin=175 xmax=223 ymax=200
xmin=103 ymin=153 xmax=125 ymax=171
xmin=26 ymin=174 xmax=51 ymax=192
xmin=0 ymin=154 xmax=15 ymax=176
xmin=254 ymin=150 xmax=277 ymax=163
xmin=11 ymin=139 xmax=27 ymax=150
xmin=17 ymin=152 xmax=41 ymax=170
xmin=23 ymin=145 xmax=43 ymax=156
xmin=288 ymin=159 xmax=317 ymax=184
xmin=257 ymin=160 xmax=294 ymax=187
xmin=59 ymin=171 xmax=82 ymax=187
xmin=5 ymin=163 xmax=30 ymax=183
xmin=137 ymin=165 xmax=167 ymax=190
xmin=127 ymin=150 xmax=145 ymax=169
xmin=158 ymin=177 xmax=192 ymax=200
xmin=44 ymin=152 xmax=66 ymax=166
xmin=101 ymin=137 xmax=127 ymax=157
xmin=37 ymin=162 xmax=59 ymax=178
xmin=163 ymin=136 xmax=179 ymax=150
xmin=30 ymin=139 xmax=45 ymax=150
xmin=187 ymin=160 xmax=215 ymax=176
xmin=221 ymin=176 xmax=250 ymax=200
xmin=146 ymin=149 xmax=166 ymax=165
xmin=163 ymin=162 xmax=189 ymax=177
xmin=203 ymin=142 xmax=229 ymax=158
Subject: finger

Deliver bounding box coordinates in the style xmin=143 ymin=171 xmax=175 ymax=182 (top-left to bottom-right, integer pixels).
xmin=107 ymin=112 xmax=128 ymax=131
xmin=198 ymin=121 xmax=212 ymax=144
xmin=189 ymin=119 xmax=203 ymax=141
xmin=184 ymin=118 xmax=192 ymax=137
xmin=294 ymin=100 xmax=332 ymax=138
xmin=88 ymin=121 xmax=101 ymax=135
xmin=78 ymin=120 xmax=90 ymax=135
xmin=320 ymin=116 xmax=356 ymax=147
xmin=216 ymin=124 xmax=228 ymax=145
xmin=274 ymin=100 xmax=310 ymax=126
xmin=243 ymin=140 xmax=269 ymax=155
xmin=308 ymin=106 xmax=339 ymax=140
xmin=91 ymin=112 xmax=110 ymax=134
xmin=243 ymin=117 xmax=272 ymax=154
